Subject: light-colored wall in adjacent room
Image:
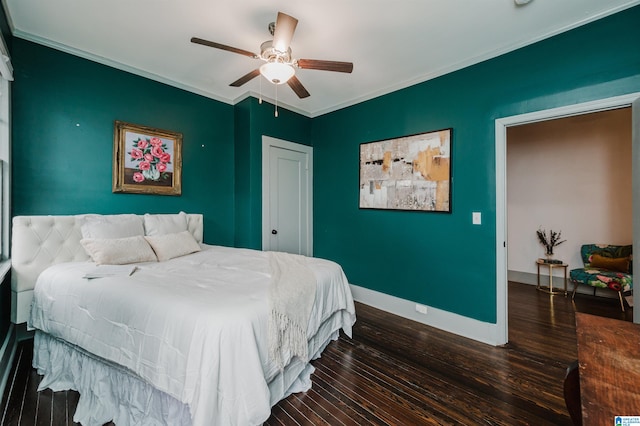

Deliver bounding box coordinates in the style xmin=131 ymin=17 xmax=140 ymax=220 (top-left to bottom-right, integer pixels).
xmin=507 ymin=108 xmax=632 ymax=280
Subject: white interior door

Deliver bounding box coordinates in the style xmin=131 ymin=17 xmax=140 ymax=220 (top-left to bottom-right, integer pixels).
xmin=262 ymin=136 xmax=313 ymax=256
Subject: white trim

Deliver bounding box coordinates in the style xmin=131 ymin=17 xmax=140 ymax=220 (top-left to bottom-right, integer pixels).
xmin=495 ymin=117 xmax=508 ymax=345
xmin=351 ymin=284 xmax=501 ymax=346
xmin=0 ymin=75 xmax=9 ymax=258
xmin=495 ymin=92 xmax=640 ymax=343
xmin=0 ymin=32 xmax=12 ymax=82
xmin=0 ymin=259 xmax=9 ymax=282
xmin=261 ymin=136 xmax=313 ymax=255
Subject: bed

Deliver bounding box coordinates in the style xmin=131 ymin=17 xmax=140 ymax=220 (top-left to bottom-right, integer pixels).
xmin=11 ymin=213 xmax=356 ymax=425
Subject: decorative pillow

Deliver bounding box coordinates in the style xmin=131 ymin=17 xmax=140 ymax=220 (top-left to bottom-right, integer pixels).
xmin=81 ymin=214 xmax=145 ymax=239
xmin=590 ymin=254 xmax=630 ymax=273
xmin=81 ymin=235 xmax=157 ymax=265
xmin=144 ymin=212 xmax=188 ymax=237
xmin=144 ymin=231 xmax=201 ymax=261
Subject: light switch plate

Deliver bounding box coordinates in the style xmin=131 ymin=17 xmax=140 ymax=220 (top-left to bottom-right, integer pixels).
xmin=472 ymin=212 xmax=481 ymax=225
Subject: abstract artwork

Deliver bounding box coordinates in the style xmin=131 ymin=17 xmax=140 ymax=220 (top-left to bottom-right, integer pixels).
xmin=359 ymin=128 xmax=452 ymax=212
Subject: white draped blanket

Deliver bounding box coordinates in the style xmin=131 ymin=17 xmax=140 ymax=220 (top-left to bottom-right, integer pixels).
xmin=268 ymin=251 xmax=317 ymax=369
xmin=29 ymin=244 xmax=356 ymax=426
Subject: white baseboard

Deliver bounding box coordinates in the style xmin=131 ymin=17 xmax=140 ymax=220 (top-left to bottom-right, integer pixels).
xmin=351 ymin=274 xmax=630 ymax=349
xmin=350 ymin=284 xmax=501 ymax=346
xmin=508 ymin=270 xmax=537 ymax=286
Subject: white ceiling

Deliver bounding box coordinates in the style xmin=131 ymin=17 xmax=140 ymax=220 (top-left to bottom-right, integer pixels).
xmin=4 ymin=0 xmax=640 ymax=117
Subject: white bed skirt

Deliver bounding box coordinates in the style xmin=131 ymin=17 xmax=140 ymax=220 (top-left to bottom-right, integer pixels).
xmin=34 ymin=331 xmax=192 ymax=426
xmin=32 ymin=309 xmax=350 ymax=425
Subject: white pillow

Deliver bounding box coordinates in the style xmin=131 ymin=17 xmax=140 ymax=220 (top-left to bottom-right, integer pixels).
xmin=81 ymin=235 xmax=157 ymax=265
xmin=81 ymin=214 xmax=144 ymax=239
xmin=144 ymin=212 xmax=188 ymax=237
xmin=145 ymin=231 xmax=201 ymax=261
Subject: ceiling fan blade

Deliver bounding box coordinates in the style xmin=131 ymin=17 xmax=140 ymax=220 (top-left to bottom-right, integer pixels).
xmin=287 ymin=75 xmax=310 ymax=98
xmin=191 ymin=37 xmax=258 ymax=59
xmin=272 ymin=12 xmax=298 ymax=53
xmin=296 ymin=59 xmax=353 ymax=73
xmin=230 ymin=69 xmax=261 ymax=87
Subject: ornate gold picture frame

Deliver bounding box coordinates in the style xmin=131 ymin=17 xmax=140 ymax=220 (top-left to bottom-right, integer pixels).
xmin=113 ymin=120 xmax=182 ymax=196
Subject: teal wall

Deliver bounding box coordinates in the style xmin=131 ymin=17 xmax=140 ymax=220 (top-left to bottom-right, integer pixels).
xmin=233 ymin=97 xmax=311 ymax=249
xmin=12 ymin=39 xmax=236 ymax=245
xmin=312 ymin=6 xmax=640 ymax=323
xmin=11 ymin=39 xmax=312 ymax=250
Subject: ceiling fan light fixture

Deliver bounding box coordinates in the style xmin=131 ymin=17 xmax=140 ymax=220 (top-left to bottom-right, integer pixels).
xmin=259 ymin=61 xmax=294 ymax=85
xmin=191 ymin=11 xmax=353 ymax=98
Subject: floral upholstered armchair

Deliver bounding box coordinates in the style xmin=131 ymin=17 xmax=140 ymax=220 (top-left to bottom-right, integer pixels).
xmin=570 ymin=244 xmax=632 ymax=311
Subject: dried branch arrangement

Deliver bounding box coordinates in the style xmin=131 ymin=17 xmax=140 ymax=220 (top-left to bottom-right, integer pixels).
xmin=536 ymin=228 xmax=566 ymax=256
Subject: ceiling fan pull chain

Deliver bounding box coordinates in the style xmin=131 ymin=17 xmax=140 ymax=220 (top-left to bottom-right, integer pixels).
xmin=259 ymin=75 xmax=263 ymax=104
xmin=275 ymin=84 xmax=279 ymax=117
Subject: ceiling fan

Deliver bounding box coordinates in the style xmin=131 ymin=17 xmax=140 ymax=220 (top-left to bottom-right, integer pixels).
xmin=191 ymin=11 xmax=354 ymax=99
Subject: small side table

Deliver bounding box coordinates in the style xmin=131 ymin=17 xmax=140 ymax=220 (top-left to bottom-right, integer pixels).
xmin=536 ymin=259 xmax=568 ymax=296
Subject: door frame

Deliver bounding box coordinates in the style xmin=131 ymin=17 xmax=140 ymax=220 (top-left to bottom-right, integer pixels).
xmin=495 ymin=92 xmax=640 ymax=345
xmin=261 ymin=135 xmax=313 ymax=255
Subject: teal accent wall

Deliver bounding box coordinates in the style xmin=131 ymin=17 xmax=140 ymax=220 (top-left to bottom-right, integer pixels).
xmin=233 ymin=97 xmax=311 ymax=249
xmin=12 ymin=39 xmax=236 ymax=245
xmin=312 ymin=6 xmax=640 ymax=323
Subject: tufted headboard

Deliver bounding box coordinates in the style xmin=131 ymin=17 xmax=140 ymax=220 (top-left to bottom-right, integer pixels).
xmin=10 ymin=213 xmax=204 ymax=324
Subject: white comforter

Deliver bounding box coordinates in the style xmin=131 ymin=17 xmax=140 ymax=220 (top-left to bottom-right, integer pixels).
xmin=29 ymin=245 xmax=356 ymax=425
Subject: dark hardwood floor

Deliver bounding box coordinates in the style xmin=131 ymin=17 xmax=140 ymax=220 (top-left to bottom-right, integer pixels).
xmin=0 ymin=282 xmax=633 ymax=425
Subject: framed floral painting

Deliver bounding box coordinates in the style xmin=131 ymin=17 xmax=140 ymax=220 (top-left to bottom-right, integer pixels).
xmin=112 ymin=121 xmax=182 ymax=196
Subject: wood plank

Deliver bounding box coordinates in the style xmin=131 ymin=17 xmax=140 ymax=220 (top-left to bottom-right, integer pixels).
xmin=311 ymin=367 xmax=386 ymax=425
xmin=20 ymin=367 xmax=40 ymax=425
xmin=289 ymin=391 xmax=343 ymax=426
xmin=292 ymin=385 xmax=361 ymax=426
xmin=1 ymin=344 xmax=30 ymax=426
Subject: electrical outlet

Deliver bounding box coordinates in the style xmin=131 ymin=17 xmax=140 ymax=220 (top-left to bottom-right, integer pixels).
xmin=415 ymin=304 xmax=428 ymax=314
